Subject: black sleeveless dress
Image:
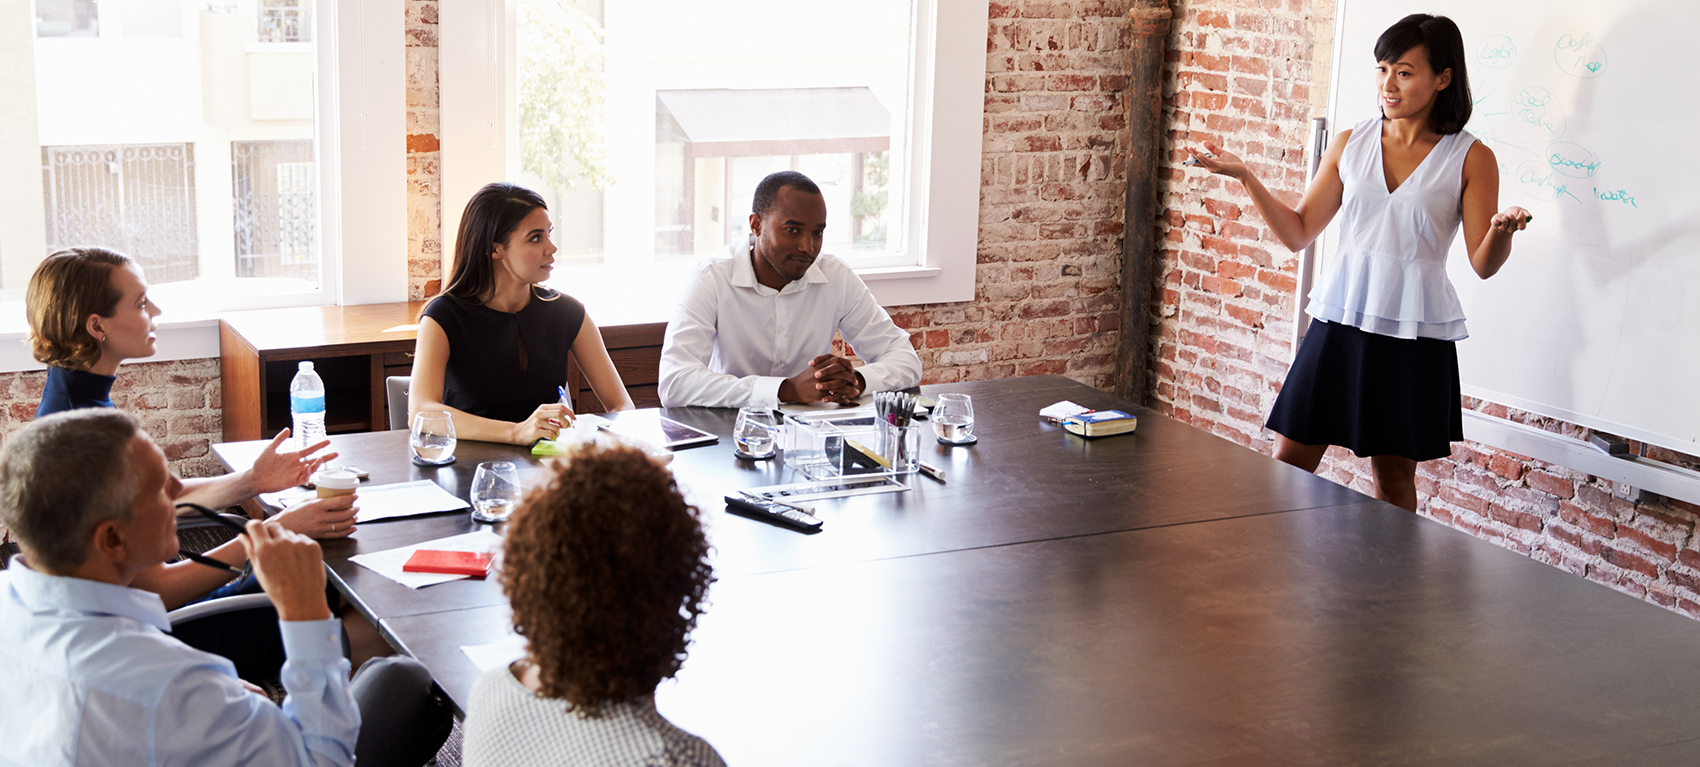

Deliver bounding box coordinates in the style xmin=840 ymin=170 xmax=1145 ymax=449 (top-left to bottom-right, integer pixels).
xmin=422 ymin=288 xmax=586 ymax=423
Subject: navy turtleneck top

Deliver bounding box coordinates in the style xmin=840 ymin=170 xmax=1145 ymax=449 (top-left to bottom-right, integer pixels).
xmin=36 ymin=366 xmax=117 ymax=418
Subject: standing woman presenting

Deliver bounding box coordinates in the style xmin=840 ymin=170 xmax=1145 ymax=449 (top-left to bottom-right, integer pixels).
xmin=1187 ymin=14 xmax=1530 ymax=512
xmin=411 ymin=183 xmax=634 ymax=445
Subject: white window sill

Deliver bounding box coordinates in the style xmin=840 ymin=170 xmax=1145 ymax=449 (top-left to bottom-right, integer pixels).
xmin=0 ymin=264 xmax=959 ymax=374
xmin=0 ymin=317 xmax=222 ymax=374
xmin=859 ymin=265 xmax=943 ymax=281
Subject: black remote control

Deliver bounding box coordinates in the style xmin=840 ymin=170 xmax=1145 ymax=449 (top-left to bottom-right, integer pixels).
xmin=725 ymin=494 xmax=824 ymax=532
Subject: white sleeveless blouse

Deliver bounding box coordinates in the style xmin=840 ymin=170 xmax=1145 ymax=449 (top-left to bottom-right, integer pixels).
xmin=1306 ymin=118 xmax=1478 ymax=340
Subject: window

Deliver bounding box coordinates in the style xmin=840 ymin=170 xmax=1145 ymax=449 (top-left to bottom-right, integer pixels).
xmin=257 ymin=0 xmax=309 ymax=43
xmin=42 ymin=143 xmax=199 ymax=283
xmin=441 ymin=0 xmax=986 ymax=317
xmin=232 ymin=140 xmax=317 ymax=280
xmin=34 ymin=0 xmax=98 ymax=37
xmin=2 ymin=1 xmax=317 ymax=305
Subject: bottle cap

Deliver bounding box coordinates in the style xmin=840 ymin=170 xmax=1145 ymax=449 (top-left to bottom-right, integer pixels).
xmin=299 ymin=361 xmax=314 ymax=371
xmin=312 ymin=469 xmax=359 ymax=491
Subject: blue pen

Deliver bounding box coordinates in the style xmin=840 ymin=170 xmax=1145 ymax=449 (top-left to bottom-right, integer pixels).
xmin=558 ymin=385 xmax=569 ymax=405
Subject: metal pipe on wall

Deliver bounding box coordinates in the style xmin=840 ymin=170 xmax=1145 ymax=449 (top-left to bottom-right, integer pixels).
xmin=1113 ymin=0 xmax=1173 ymax=404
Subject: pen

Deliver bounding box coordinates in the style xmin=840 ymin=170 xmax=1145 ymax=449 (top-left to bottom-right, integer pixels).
xmin=178 ymin=549 xmax=244 ymax=576
xmin=176 ymin=503 xmax=250 ymax=536
xmin=558 ymin=385 xmax=569 ymax=404
xmin=917 ymin=461 xmax=946 ymax=483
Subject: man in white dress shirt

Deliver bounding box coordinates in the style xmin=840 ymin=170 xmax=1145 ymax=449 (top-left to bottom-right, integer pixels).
xmin=659 ymin=171 xmax=923 ymax=408
xmin=0 ymin=409 xmax=449 ymax=767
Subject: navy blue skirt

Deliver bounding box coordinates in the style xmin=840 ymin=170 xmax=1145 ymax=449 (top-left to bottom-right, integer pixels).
xmin=1265 ymin=319 xmax=1462 ymax=462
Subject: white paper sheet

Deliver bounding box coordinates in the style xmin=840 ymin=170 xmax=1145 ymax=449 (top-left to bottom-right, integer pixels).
xmin=348 ymin=529 xmax=504 ymax=589
xmin=259 ymin=480 xmax=470 ymax=523
xmin=461 ymin=633 xmax=528 ymax=672
xmin=1039 ymin=400 xmax=1092 ymax=420
xmin=349 ymin=480 xmax=470 ymax=522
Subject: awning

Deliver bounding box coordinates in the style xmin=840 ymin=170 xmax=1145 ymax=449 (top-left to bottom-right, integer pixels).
xmin=656 ymin=87 xmax=891 ymax=158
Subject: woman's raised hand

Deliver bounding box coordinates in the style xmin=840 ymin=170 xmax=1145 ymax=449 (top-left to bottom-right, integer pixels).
xmin=511 ymin=403 xmax=575 ymax=445
xmin=1490 ymin=206 xmax=1533 ymax=234
xmin=247 ymin=428 xmax=337 ymax=494
xmin=1185 ymin=141 xmax=1249 ymax=180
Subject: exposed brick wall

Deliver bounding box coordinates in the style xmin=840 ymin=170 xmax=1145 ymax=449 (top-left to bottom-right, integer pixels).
xmin=406 ymin=0 xmax=442 ymax=300
xmin=0 ymin=359 xmax=225 ymax=542
xmin=1150 ymin=0 xmax=1700 ymax=620
xmin=886 ymin=0 xmax=1136 ymax=391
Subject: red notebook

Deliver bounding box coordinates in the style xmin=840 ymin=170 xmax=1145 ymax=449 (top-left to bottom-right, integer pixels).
xmin=402 ymin=549 xmax=493 ymax=577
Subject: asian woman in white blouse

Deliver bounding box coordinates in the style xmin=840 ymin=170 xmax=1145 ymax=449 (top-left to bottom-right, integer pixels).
xmin=1187 ymin=13 xmax=1531 ymax=512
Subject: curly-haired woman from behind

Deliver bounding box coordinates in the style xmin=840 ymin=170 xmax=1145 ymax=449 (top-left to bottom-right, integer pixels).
xmin=463 ymin=444 xmax=722 ymax=766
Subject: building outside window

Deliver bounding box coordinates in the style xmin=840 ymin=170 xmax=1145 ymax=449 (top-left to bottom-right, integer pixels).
xmin=257 ymin=0 xmax=309 ymax=43
xmin=34 ymin=0 xmax=98 ymax=37
xmin=0 ymin=0 xmax=320 ymax=305
xmin=232 ymin=139 xmax=317 ymax=280
xmin=504 ymin=0 xmax=915 ymax=314
xmin=42 ymin=143 xmax=199 ymax=284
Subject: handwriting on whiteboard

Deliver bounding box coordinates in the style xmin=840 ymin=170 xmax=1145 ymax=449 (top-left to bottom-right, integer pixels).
xmin=1554 ymin=32 xmax=1608 ymax=79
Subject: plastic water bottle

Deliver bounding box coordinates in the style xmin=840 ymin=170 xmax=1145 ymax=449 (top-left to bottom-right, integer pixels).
xmin=289 ymin=361 xmax=327 ymax=449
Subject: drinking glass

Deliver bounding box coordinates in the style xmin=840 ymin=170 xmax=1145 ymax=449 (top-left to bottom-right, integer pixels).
xmin=932 ymin=393 xmax=976 ymax=444
xmin=410 ymin=411 xmax=457 ymax=466
xmin=733 ymin=407 xmax=779 ymax=459
xmin=470 ymin=461 xmax=522 ymax=523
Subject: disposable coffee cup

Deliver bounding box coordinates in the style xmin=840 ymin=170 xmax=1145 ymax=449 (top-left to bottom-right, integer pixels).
xmin=313 ymin=469 xmax=359 ymax=499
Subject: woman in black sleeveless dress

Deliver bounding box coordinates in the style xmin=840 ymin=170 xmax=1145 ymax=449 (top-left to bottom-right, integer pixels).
xmin=411 ymin=183 xmax=634 ymax=445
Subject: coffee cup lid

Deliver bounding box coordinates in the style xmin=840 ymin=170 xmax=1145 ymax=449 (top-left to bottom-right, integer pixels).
xmin=313 ymin=469 xmax=359 ymax=490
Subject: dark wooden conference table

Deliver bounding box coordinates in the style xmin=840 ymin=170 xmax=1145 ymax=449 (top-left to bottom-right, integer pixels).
xmin=215 ymin=375 xmax=1700 ymax=766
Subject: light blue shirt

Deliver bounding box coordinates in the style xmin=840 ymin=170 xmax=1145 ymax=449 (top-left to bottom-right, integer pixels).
xmin=0 ymin=556 xmax=359 ymax=767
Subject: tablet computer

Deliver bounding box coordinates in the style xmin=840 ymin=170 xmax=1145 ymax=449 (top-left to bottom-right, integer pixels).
xmin=598 ymin=410 xmax=719 ymax=450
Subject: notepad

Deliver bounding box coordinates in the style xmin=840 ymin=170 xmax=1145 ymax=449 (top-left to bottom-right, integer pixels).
xmin=1062 ymin=410 xmax=1138 ymax=437
xmin=350 ymin=530 xmax=503 ymax=588
xmin=403 ymin=549 xmax=493 ymax=577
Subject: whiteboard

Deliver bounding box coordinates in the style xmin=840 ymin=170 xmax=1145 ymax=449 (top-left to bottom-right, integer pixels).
xmin=1324 ymin=0 xmax=1700 ymax=455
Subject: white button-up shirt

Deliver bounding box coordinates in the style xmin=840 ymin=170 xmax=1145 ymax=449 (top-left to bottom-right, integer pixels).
xmin=659 ymin=239 xmax=923 ymax=409
xmin=0 ymin=556 xmax=359 ymax=767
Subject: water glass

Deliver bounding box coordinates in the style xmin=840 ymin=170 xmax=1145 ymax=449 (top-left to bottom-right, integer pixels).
xmin=933 ymin=393 xmax=976 ymax=444
xmin=470 ymin=461 xmax=522 ymax=523
xmin=410 ymin=410 xmax=457 ymax=465
xmin=733 ymin=406 xmax=778 ymax=459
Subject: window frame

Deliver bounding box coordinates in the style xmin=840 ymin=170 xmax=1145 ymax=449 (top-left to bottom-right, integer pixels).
xmin=438 ymin=0 xmax=986 ymax=312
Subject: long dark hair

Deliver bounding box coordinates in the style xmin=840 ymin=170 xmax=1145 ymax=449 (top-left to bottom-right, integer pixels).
xmin=1374 ymin=14 xmax=1472 ymax=134
xmin=438 ymin=182 xmax=553 ymax=305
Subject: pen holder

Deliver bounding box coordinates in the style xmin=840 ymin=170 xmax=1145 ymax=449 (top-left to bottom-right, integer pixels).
xmin=880 ymin=421 xmax=921 ymax=475
xmin=784 ymin=411 xmax=884 ymax=481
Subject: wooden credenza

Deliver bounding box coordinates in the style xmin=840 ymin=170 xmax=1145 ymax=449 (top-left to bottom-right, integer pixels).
xmin=218 ymin=302 xmax=666 ymax=442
